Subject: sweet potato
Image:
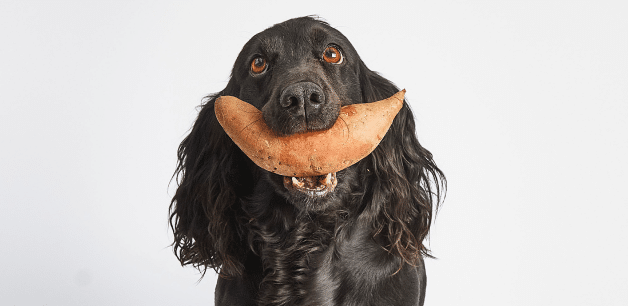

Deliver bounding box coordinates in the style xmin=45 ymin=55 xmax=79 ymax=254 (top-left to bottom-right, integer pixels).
xmin=215 ymin=90 xmax=405 ymax=177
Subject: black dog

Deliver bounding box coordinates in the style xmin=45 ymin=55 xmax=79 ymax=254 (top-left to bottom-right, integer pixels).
xmin=170 ymin=16 xmax=445 ymax=306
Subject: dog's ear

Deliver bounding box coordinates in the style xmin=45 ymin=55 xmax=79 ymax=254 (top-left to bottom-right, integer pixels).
xmin=357 ymin=60 xmax=446 ymax=265
xmin=170 ymin=83 xmax=254 ymax=278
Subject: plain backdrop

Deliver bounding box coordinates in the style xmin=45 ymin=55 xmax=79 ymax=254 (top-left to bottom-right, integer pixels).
xmin=1 ymin=1 xmax=627 ymax=305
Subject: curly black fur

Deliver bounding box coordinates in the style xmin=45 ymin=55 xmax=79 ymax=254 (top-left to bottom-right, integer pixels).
xmin=170 ymin=16 xmax=445 ymax=306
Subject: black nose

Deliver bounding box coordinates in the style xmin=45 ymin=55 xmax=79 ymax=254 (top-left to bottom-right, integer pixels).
xmin=279 ymin=82 xmax=326 ymax=117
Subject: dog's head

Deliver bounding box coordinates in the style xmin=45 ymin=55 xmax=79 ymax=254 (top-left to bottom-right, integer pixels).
xmin=170 ymin=16 xmax=445 ymax=277
xmin=218 ymin=17 xmax=385 ymax=209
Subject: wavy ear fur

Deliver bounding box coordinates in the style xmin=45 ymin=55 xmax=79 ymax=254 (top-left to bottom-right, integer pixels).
xmin=357 ymin=60 xmax=446 ymax=265
xmin=169 ymin=83 xmax=254 ymax=278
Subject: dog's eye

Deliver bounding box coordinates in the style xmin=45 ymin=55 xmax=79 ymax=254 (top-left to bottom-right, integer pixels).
xmin=322 ymin=46 xmax=343 ymax=64
xmin=250 ymin=57 xmax=267 ymax=74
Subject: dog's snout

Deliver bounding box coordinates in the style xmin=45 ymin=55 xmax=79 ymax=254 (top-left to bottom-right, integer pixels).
xmin=279 ymin=82 xmax=326 ymax=113
xmin=264 ymin=81 xmax=339 ymax=135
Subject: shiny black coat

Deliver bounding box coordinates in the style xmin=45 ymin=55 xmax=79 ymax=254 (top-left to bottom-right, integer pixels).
xmin=170 ymin=16 xmax=445 ymax=306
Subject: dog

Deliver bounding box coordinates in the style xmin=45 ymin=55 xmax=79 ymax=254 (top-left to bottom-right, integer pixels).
xmin=170 ymin=16 xmax=445 ymax=306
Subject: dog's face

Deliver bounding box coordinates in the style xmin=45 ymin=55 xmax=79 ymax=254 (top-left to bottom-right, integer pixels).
xmin=230 ymin=17 xmax=363 ymax=136
xmin=225 ymin=17 xmax=366 ymax=210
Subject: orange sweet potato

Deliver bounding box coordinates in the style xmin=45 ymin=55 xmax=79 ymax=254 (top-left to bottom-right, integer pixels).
xmin=215 ymin=90 xmax=405 ymax=177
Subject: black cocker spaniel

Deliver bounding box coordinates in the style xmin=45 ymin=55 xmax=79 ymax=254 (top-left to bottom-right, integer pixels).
xmin=170 ymin=16 xmax=445 ymax=306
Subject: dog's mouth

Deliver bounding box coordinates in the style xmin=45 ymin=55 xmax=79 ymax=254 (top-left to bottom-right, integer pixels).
xmin=283 ymin=172 xmax=338 ymax=197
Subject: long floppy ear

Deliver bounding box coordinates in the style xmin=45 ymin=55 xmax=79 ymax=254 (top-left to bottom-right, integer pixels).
xmin=357 ymin=60 xmax=446 ymax=265
xmin=169 ymin=83 xmax=254 ymax=278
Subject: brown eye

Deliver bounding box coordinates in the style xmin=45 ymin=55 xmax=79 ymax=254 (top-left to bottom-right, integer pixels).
xmin=322 ymin=46 xmax=342 ymax=64
xmin=250 ymin=57 xmax=267 ymax=74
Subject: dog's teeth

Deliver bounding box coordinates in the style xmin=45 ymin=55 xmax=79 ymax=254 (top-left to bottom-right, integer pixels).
xmin=292 ymin=177 xmax=304 ymax=188
xmin=324 ymin=173 xmax=332 ymax=184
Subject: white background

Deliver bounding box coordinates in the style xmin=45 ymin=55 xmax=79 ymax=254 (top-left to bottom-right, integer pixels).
xmin=1 ymin=1 xmax=627 ymax=305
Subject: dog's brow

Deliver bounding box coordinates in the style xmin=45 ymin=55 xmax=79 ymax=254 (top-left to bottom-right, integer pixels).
xmin=259 ymin=36 xmax=284 ymax=55
xmin=309 ymin=27 xmax=328 ymax=46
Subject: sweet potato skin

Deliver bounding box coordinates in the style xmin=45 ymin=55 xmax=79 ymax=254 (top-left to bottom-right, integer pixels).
xmin=215 ymin=90 xmax=405 ymax=177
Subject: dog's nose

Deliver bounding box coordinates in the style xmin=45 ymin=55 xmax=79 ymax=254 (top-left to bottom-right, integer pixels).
xmin=279 ymin=82 xmax=326 ymax=116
